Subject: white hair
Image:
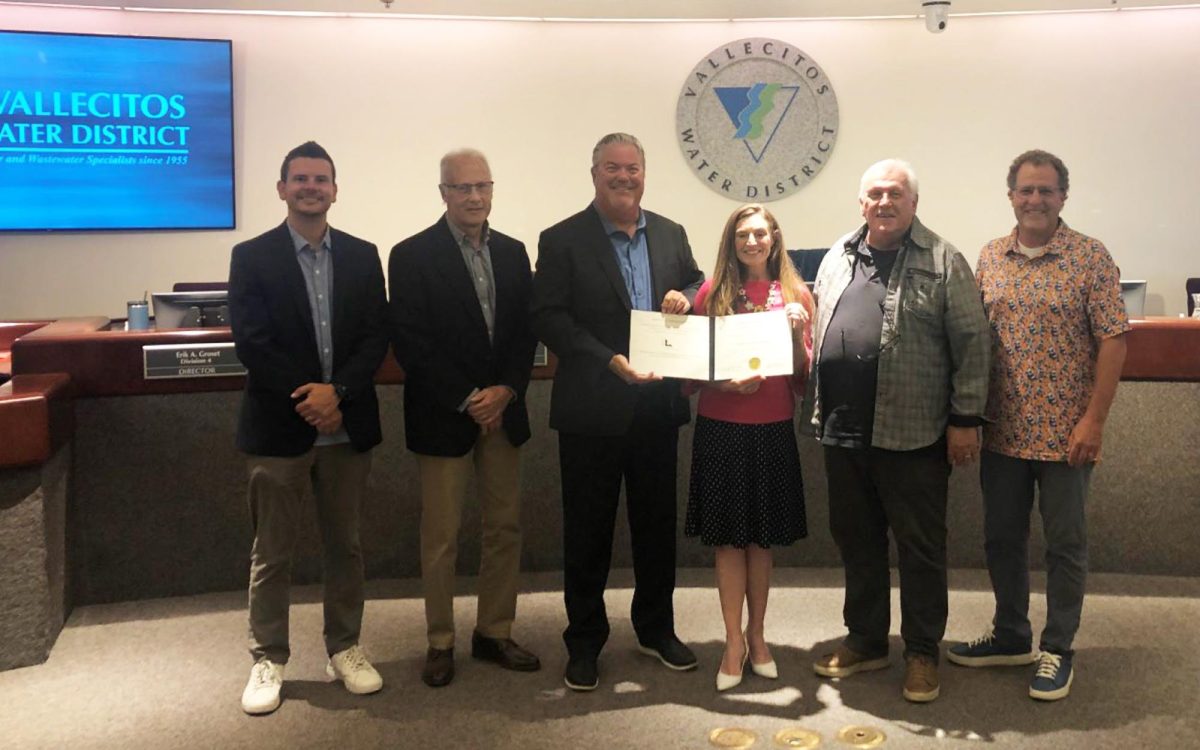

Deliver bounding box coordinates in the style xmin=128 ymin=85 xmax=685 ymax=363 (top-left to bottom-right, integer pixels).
xmin=440 ymin=148 xmax=490 ymax=183
xmin=859 ymin=158 xmax=919 ymax=198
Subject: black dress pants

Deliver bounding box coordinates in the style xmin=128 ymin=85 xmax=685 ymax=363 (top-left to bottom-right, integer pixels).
xmin=823 ymin=439 xmax=950 ymax=661
xmin=558 ymin=410 xmax=680 ymax=660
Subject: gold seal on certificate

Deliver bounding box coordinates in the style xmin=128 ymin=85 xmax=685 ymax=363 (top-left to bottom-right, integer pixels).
xmin=749 ymin=357 xmax=761 ymax=371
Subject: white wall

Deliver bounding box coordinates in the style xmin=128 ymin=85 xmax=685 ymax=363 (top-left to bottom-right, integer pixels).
xmin=1 ymin=6 xmax=1197 ymax=319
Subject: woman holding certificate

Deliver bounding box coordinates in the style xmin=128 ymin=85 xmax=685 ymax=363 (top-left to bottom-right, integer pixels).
xmin=683 ymin=203 xmax=814 ymax=691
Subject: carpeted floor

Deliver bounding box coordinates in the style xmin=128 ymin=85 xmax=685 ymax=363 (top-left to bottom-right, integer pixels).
xmin=2 ymin=568 xmax=1197 ymax=749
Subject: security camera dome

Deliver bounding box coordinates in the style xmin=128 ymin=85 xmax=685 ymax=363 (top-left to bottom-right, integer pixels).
xmin=922 ymin=0 xmax=950 ymax=33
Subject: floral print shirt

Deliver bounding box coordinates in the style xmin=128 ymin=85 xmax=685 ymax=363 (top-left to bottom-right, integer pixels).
xmin=976 ymin=221 xmax=1130 ymax=461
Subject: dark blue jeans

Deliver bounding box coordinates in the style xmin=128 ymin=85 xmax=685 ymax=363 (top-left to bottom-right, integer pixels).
xmin=981 ymin=450 xmax=1092 ymax=657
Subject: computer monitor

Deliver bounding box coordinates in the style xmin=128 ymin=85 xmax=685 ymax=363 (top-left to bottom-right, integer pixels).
xmin=151 ymin=291 xmax=229 ymax=330
xmin=1119 ymin=280 xmax=1147 ymax=319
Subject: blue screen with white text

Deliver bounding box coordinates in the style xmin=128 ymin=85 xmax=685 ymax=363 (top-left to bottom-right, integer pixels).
xmin=0 ymin=30 xmax=234 ymax=231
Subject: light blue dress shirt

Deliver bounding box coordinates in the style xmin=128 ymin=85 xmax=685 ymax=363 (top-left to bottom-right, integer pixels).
xmin=287 ymin=222 xmax=349 ymax=447
xmin=598 ymin=209 xmax=652 ymax=311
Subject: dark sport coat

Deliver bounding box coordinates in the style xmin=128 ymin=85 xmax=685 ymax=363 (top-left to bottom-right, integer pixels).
xmin=228 ymin=221 xmax=389 ymax=456
xmin=388 ymin=217 xmax=536 ymax=457
xmin=530 ymin=204 xmax=704 ymax=436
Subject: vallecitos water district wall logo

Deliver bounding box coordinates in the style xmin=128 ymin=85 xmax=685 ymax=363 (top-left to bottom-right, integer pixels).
xmin=676 ymin=38 xmax=839 ymax=202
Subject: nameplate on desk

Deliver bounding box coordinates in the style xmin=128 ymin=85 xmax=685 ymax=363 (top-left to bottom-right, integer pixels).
xmin=143 ymin=343 xmax=245 ymax=379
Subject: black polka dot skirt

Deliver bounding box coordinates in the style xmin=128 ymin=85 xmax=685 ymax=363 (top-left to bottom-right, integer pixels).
xmin=685 ymin=416 xmax=807 ymax=548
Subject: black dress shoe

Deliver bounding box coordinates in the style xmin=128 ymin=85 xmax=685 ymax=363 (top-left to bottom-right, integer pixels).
xmin=422 ymin=647 xmax=454 ymax=687
xmin=471 ymin=632 xmax=541 ymax=672
xmin=563 ymin=655 xmax=599 ymax=692
xmin=637 ymin=635 xmax=698 ymax=671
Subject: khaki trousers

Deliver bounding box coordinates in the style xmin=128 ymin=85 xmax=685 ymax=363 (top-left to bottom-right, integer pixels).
xmin=246 ymin=444 xmax=371 ymax=664
xmin=417 ymin=430 xmax=522 ymax=649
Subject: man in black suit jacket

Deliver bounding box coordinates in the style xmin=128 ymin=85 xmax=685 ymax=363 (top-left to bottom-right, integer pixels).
xmin=389 ymin=149 xmax=540 ymax=688
xmin=228 ymin=141 xmax=389 ymax=715
xmin=531 ymin=133 xmax=704 ymax=691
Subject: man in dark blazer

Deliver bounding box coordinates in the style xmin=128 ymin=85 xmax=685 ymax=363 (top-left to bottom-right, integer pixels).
xmin=228 ymin=141 xmax=389 ymax=715
xmin=389 ymin=148 xmax=540 ymax=688
xmin=531 ymin=132 xmax=704 ymax=691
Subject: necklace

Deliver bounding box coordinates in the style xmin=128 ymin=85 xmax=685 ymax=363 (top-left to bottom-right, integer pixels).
xmin=736 ymin=280 xmax=781 ymax=313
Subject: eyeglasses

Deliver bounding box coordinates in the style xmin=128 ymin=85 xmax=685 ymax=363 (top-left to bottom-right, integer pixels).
xmin=1013 ymin=186 xmax=1062 ymax=198
xmin=441 ymin=181 xmax=494 ymax=196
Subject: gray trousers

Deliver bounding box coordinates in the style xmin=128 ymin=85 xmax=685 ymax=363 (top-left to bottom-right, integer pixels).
xmin=246 ymin=444 xmax=372 ymax=664
xmin=981 ymin=450 xmax=1092 ymax=657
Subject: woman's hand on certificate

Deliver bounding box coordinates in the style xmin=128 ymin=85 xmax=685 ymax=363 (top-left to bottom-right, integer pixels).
xmin=716 ymin=374 xmax=765 ymax=394
xmin=784 ymin=302 xmax=809 ymax=332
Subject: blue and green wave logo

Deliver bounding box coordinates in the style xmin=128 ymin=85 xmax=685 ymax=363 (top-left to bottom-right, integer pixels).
xmin=714 ymin=83 xmax=800 ymax=164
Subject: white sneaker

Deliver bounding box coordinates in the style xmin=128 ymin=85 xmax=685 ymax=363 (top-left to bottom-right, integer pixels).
xmin=241 ymin=660 xmax=284 ymax=715
xmin=326 ymin=644 xmax=383 ymax=695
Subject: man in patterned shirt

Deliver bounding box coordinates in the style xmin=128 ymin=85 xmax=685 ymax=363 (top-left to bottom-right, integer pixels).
xmin=948 ymin=150 xmax=1129 ymax=702
xmin=809 ymin=159 xmax=990 ymax=703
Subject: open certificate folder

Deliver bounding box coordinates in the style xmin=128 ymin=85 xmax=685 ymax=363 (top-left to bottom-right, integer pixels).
xmin=628 ymin=309 xmax=794 ymax=381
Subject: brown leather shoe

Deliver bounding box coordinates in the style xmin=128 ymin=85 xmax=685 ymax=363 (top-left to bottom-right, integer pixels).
xmin=813 ymin=644 xmax=889 ymax=678
xmin=422 ymin=647 xmax=454 ymax=687
xmin=903 ymin=654 xmax=940 ymax=702
xmin=471 ymin=631 xmax=541 ymax=672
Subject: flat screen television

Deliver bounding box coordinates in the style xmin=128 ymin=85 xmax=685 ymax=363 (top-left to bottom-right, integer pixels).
xmin=0 ymin=30 xmax=234 ymax=232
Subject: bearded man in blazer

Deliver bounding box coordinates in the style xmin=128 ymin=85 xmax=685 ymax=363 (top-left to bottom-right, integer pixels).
xmin=389 ymin=149 xmax=540 ymax=688
xmin=229 ymin=141 xmax=389 ymax=715
xmin=531 ymin=132 xmax=704 ymax=692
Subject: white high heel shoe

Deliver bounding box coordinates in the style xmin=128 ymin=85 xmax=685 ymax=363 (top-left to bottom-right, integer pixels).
xmin=750 ymin=656 xmax=778 ymax=680
xmin=746 ymin=631 xmax=778 ymax=679
xmin=716 ymin=639 xmax=748 ymax=692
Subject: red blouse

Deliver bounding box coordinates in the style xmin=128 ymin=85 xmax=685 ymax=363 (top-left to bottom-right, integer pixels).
xmin=686 ymin=278 xmax=814 ymax=425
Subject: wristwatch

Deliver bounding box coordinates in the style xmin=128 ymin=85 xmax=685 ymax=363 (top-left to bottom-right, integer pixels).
xmin=332 ymin=382 xmax=349 ymax=402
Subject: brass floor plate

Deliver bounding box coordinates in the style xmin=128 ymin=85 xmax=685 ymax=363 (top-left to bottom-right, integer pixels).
xmin=835 ymin=725 xmax=885 ymax=748
xmin=774 ymin=726 xmax=822 ymax=748
xmin=709 ymin=726 xmax=759 ymax=748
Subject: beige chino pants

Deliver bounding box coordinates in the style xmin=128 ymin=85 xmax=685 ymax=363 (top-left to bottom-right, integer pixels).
xmin=417 ymin=429 xmax=522 ymax=649
xmin=246 ymin=444 xmax=371 ymax=664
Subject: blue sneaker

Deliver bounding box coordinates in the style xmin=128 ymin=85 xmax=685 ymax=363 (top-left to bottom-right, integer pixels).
xmin=1029 ymin=651 xmax=1073 ymax=701
xmin=947 ymin=629 xmax=1037 ymax=667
